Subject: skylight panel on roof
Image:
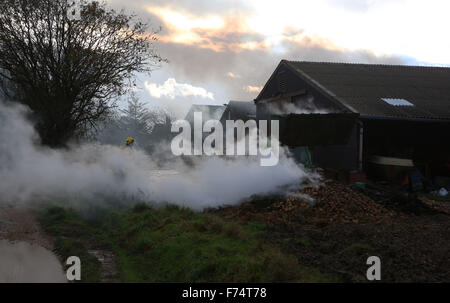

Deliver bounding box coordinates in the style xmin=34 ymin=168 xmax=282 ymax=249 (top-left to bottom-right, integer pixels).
xmin=381 ymin=98 xmax=414 ymax=106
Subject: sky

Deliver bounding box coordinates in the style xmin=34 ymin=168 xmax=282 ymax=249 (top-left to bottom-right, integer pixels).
xmin=106 ymin=0 xmax=450 ymax=117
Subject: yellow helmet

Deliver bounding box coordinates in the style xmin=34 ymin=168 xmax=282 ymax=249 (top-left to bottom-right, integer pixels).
xmin=126 ymin=137 xmax=134 ymax=146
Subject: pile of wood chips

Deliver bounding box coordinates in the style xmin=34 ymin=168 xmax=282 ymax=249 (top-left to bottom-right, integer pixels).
xmin=283 ymin=180 xmax=395 ymax=223
xmin=215 ymin=180 xmax=396 ymax=228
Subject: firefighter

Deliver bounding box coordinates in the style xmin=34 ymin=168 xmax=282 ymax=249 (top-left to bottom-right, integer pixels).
xmin=125 ymin=136 xmax=135 ymax=148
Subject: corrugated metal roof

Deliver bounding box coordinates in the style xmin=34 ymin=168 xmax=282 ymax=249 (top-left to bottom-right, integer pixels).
xmin=285 ymin=61 xmax=450 ymax=120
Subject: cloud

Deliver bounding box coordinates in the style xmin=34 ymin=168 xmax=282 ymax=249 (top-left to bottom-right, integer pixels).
xmin=144 ymin=78 xmax=215 ymax=100
xmin=107 ymin=0 xmax=253 ymax=18
xmin=147 ymin=6 xmax=266 ymax=53
xmin=146 ymin=6 xmax=225 ymax=31
xmin=108 ymin=0 xmax=450 ymax=65
xmin=107 ymin=0 xmax=410 ymax=110
xmin=244 ymin=85 xmax=262 ymax=93
xmin=324 ymin=0 xmax=377 ymax=12
xmin=226 ymin=72 xmax=241 ymax=79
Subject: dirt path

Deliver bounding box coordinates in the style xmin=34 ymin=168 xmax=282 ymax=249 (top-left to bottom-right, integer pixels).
xmin=0 ymin=207 xmax=54 ymax=249
xmin=0 ymin=207 xmax=66 ymax=282
xmin=0 ymin=206 xmax=119 ymax=283
xmin=88 ymin=250 xmax=120 ymax=282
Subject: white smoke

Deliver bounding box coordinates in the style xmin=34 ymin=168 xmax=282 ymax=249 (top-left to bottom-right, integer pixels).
xmin=267 ymin=95 xmax=329 ymax=115
xmin=0 ymin=101 xmax=318 ymax=211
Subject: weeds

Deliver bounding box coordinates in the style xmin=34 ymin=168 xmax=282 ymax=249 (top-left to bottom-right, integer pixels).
xmin=38 ymin=203 xmax=326 ymax=282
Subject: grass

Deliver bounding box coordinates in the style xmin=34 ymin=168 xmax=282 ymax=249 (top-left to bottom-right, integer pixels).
xmin=38 ymin=206 xmax=102 ymax=282
xmin=38 ymin=203 xmax=328 ymax=283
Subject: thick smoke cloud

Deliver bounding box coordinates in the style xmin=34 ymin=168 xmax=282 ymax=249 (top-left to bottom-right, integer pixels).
xmin=0 ymin=101 xmax=316 ymax=211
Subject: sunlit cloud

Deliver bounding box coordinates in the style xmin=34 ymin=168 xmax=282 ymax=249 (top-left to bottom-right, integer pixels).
xmin=146 ymin=3 xmax=366 ymax=56
xmin=145 ymin=78 xmax=214 ymax=100
xmin=226 ymin=72 xmax=241 ymax=79
xmin=150 ymin=7 xmax=225 ymax=30
xmin=112 ymin=0 xmax=450 ymax=65
xmin=146 ymin=6 xmax=272 ymax=53
xmin=247 ymin=0 xmax=450 ymax=65
xmin=146 ymin=6 xmax=225 ymax=48
xmin=244 ymin=85 xmax=263 ymax=93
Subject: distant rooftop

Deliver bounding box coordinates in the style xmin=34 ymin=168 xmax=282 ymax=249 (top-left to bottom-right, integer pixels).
xmin=184 ymin=104 xmax=226 ymax=122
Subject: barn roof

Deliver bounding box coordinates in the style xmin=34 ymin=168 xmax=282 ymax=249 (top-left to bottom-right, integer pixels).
xmin=260 ymin=60 xmax=450 ymax=121
xmin=222 ymin=101 xmax=256 ymax=120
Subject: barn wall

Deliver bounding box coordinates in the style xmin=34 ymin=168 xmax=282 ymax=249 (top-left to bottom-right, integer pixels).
xmin=362 ymin=118 xmax=450 ymax=179
xmin=309 ymin=123 xmax=359 ymax=171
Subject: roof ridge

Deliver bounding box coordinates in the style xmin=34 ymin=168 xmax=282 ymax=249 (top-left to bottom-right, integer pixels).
xmin=192 ymin=104 xmax=225 ymax=107
xmin=284 ymin=60 xmax=450 ymax=69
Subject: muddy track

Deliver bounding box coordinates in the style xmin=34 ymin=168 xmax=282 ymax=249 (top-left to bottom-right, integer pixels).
xmin=0 ymin=207 xmax=54 ymax=250
xmin=0 ymin=207 xmax=119 ymax=283
xmin=0 ymin=207 xmax=66 ymax=282
xmin=88 ymin=250 xmax=120 ymax=282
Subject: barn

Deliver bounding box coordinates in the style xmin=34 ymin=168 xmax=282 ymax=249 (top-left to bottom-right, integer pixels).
xmin=255 ymin=60 xmax=450 ymax=188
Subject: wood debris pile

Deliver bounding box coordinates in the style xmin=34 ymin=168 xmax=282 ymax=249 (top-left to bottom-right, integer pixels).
xmin=215 ymin=180 xmax=395 ymax=228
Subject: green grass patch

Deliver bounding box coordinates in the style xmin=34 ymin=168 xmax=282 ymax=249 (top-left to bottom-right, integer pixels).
xmin=107 ymin=203 xmax=303 ymax=282
xmin=38 ymin=206 xmax=101 ymax=282
xmin=39 ymin=203 xmax=327 ymax=282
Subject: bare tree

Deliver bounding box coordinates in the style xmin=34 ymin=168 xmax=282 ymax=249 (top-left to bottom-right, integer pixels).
xmin=0 ymin=0 xmax=166 ymax=147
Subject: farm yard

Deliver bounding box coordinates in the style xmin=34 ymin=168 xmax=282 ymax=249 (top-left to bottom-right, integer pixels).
xmin=1 ymin=0 xmax=450 ymax=287
xmin=2 ymin=178 xmax=448 ymax=283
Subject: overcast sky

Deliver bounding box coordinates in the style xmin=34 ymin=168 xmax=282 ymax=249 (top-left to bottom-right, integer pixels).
xmin=106 ymin=0 xmax=450 ymax=117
